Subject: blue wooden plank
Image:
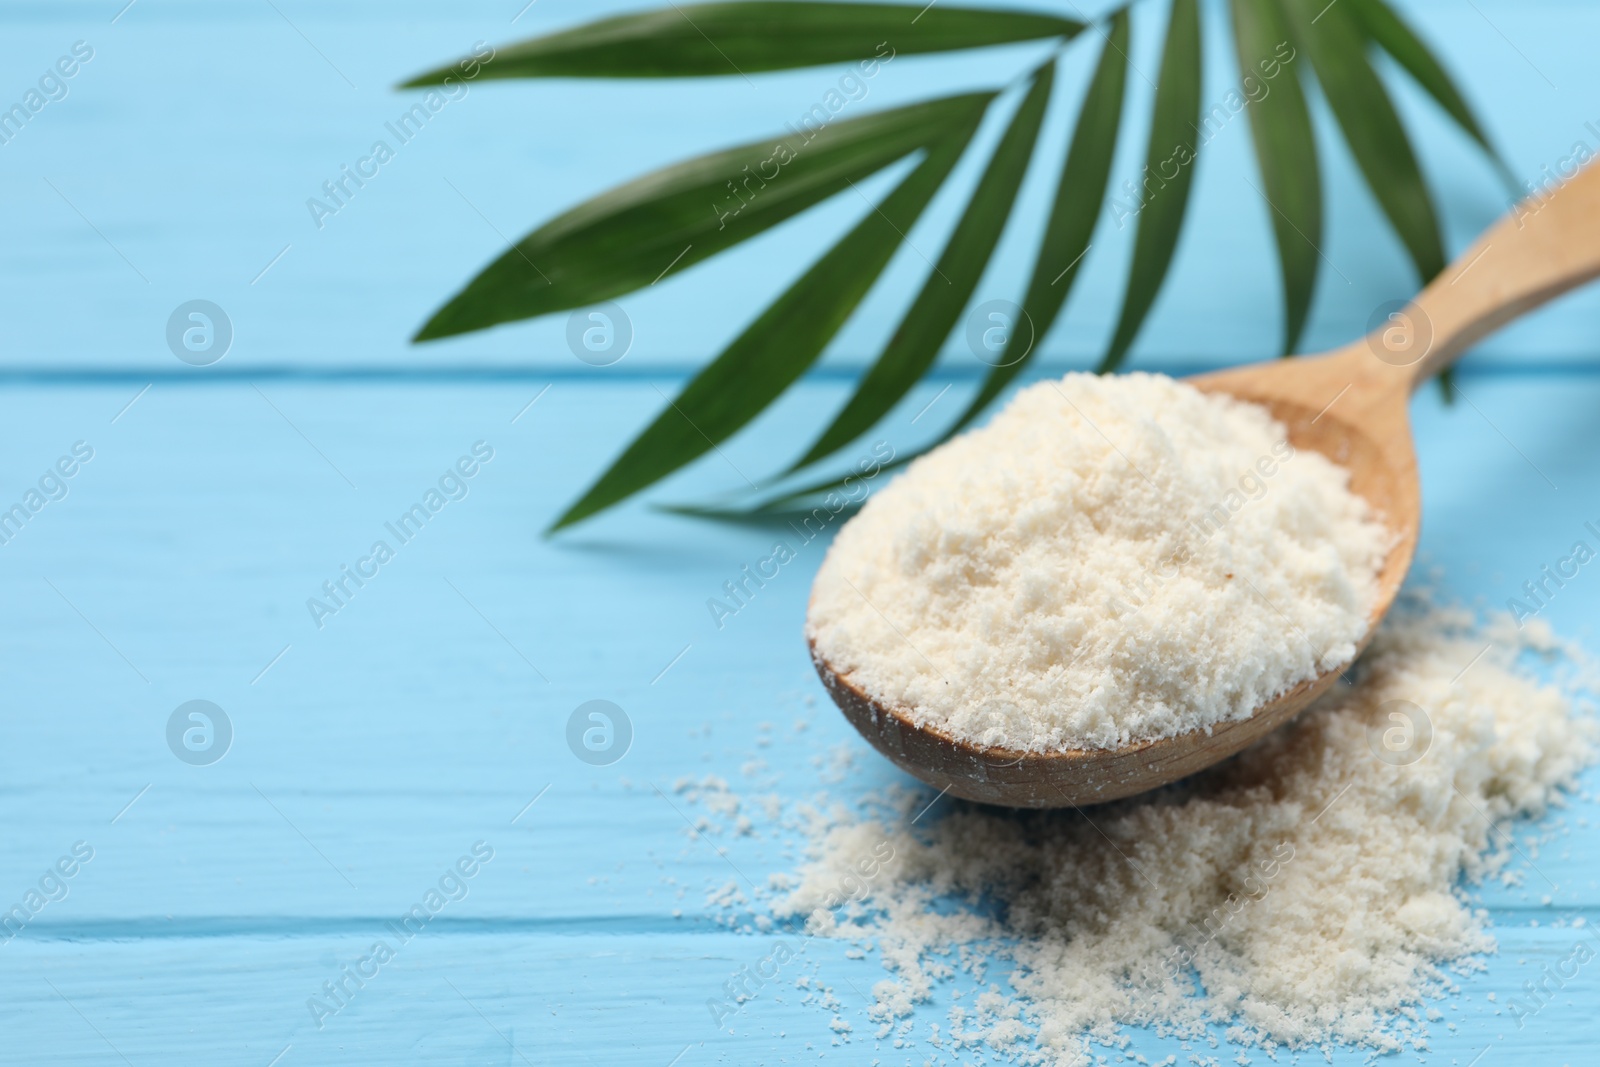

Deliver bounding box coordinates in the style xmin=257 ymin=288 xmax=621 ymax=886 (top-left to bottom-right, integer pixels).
xmin=0 ymin=376 xmax=1596 ymax=1064
xmin=4 ymin=920 xmax=1599 ymax=1066
xmin=3 ymin=0 xmax=1600 ymax=1063
xmin=0 ymin=1 xmax=1594 ymax=376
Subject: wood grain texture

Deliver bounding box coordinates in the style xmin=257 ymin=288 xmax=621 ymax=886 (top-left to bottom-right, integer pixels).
xmin=0 ymin=1 xmax=1598 ymax=372
xmin=0 ymin=376 xmax=1595 ymax=1067
xmin=1 ymin=2 xmax=1598 ymax=1064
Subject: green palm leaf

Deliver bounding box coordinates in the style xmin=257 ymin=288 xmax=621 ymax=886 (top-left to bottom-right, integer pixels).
xmin=791 ymin=60 xmax=1056 ymax=472
xmin=1346 ymin=0 xmax=1514 ymax=186
xmin=672 ymin=452 xmax=915 ymax=516
xmin=1285 ymin=0 xmax=1444 ymax=283
xmin=548 ymin=99 xmax=991 ymax=532
xmin=1231 ymin=0 xmax=1320 ymax=355
xmin=415 ymin=92 xmax=991 ymax=340
xmin=402 ymin=2 xmax=1082 ymax=84
xmin=944 ymin=8 xmax=1130 ymax=434
xmin=1098 ymin=0 xmax=1203 ymax=373
xmin=407 ymin=0 xmax=1506 ymax=527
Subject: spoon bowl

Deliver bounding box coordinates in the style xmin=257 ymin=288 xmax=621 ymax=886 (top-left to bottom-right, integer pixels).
xmin=812 ymin=161 xmax=1600 ymax=807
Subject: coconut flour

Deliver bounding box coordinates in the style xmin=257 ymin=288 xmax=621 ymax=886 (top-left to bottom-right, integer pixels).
xmin=808 ymin=371 xmax=1392 ymax=751
xmin=774 ymin=603 xmax=1597 ymax=1061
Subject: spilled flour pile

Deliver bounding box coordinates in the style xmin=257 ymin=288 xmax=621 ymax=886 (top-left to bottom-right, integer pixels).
xmin=808 ymin=371 xmax=1392 ymax=751
xmin=774 ymin=604 xmax=1596 ymax=1062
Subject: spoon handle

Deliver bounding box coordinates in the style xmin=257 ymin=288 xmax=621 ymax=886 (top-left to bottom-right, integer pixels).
xmin=1401 ymin=160 xmax=1600 ymax=388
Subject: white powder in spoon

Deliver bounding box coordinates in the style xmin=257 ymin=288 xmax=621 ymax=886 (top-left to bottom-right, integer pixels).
xmin=808 ymin=371 xmax=1392 ymax=751
xmin=776 ymin=604 xmax=1598 ymax=1061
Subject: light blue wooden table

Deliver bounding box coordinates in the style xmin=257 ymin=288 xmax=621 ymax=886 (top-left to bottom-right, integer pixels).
xmin=2 ymin=1 xmax=1599 ymax=1064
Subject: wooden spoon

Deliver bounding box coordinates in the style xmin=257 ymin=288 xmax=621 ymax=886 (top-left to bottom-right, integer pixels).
xmin=812 ymin=161 xmax=1600 ymax=808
